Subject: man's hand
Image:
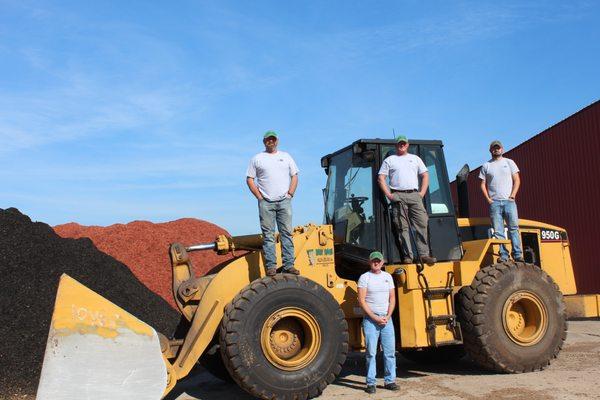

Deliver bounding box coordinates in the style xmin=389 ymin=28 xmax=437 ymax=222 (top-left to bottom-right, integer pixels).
xmin=375 ymin=315 xmax=387 ymax=326
xmin=386 ymin=192 xmax=396 ymax=201
xmin=487 ymin=198 xmax=494 ymax=205
xmin=247 ymin=177 xmax=263 ymax=201
xmin=418 ymin=191 xmax=426 ymax=198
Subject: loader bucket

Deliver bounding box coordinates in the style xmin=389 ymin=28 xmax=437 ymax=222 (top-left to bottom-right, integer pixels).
xmin=37 ymin=274 xmax=168 ymax=400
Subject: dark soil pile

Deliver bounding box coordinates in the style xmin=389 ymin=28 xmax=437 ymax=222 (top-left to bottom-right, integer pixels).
xmin=54 ymin=219 xmax=235 ymax=309
xmin=0 ymin=208 xmax=181 ymax=399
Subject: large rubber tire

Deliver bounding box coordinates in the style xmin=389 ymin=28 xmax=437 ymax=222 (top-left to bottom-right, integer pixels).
xmin=219 ymin=274 xmax=348 ymax=400
xmin=456 ymin=261 xmax=566 ymax=373
xmin=401 ymin=345 xmax=465 ymax=364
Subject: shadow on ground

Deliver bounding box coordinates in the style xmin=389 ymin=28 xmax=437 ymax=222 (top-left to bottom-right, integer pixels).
xmin=329 ymin=351 xmax=493 ymax=391
xmin=166 ymin=352 xmax=494 ymax=399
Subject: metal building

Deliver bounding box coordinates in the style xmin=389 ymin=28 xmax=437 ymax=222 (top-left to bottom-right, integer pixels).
xmin=450 ymin=100 xmax=600 ymax=294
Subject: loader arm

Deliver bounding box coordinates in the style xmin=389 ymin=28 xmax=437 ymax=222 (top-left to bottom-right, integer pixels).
xmin=168 ymin=250 xmax=264 ymax=380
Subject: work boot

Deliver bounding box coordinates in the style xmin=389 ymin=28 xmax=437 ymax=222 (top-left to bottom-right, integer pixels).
xmin=365 ymin=385 xmax=376 ymax=394
xmin=384 ymin=382 xmax=399 ymax=391
xmin=514 ymin=257 xmax=525 ymax=262
xmin=420 ymin=255 xmax=436 ymax=266
xmin=283 ymin=267 xmax=300 ymax=275
xmin=402 ymin=257 xmax=413 ymax=264
xmin=266 ymin=268 xmax=276 ymax=277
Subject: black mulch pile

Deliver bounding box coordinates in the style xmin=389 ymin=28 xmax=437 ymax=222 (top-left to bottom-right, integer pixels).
xmin=0 ymin=208 xmax=181 ymax=398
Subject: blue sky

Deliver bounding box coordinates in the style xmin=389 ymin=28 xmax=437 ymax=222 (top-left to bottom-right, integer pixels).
xmin=1 ymin=1 xmax=599 ymax=235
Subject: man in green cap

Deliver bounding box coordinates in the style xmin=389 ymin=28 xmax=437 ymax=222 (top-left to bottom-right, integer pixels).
xmin=377 ymin=135 xmax=436 ymax=265
xmin=246 ymin=131 xmax=300 ymax=276
xmin=479 ymin=140 xmax=523 ymax=262
xmin=357 ymin=251 xmax=398 ymax=393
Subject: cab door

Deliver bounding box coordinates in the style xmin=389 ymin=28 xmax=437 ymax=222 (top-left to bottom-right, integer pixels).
xmin=324 ymin=148 xmax=377 ymax=278
xmin=378 ymin=143 xmax=462 ymax=263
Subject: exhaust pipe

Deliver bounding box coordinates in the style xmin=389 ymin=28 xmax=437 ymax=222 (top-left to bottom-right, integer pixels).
xmin=456 ymin=164 xmax=470 ymax=218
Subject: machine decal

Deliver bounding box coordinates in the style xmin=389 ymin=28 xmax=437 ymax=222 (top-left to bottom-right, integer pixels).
xmin=540 ymin=229 xmax=562 ymax=242
xmin=306 ymin=248 xmax=334 ymax=266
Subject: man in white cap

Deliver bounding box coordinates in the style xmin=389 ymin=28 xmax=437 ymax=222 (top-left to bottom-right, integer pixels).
xmin=246 ymin=131 xmax=300 ymax=276
xmin=479 ymin=140 xmax=524 ymax=262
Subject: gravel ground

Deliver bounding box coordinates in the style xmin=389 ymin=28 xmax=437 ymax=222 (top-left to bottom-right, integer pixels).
xmin=170 ymin=320 xmax=600 ymax=400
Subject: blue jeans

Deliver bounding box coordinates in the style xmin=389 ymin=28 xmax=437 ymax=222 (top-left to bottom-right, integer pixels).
xmin=490 ymin=200 xmax=523 ymax=260
xmin=258 ymin=197 xmax=295 ymax=270
xmin=363 ymin=316 xmax=396 ymax=385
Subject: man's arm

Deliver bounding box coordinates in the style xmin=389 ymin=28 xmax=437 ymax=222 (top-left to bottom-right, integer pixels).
xmin=288 ymin=174 xmax=298 ymax=197
xmin=418 ymin=172 xmax=429 ymax=198
xmin=246 ymin=177 xmax=263 ymax=200
xmin=358 ymin=287 xmax=384 ymax=324
xmin=480 ymin=179 xmax=493 ymax=204
xmin=510 ymin=173 xmax=520 ymax=200
xmin=377 ymin=174 xmax=395 ymax=201
xmin=385 ymin=288 xmax=396 ymax=322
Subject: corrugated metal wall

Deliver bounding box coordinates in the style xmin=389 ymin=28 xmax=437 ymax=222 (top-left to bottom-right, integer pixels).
xmin=450 ymin=100 xmax=600 ymax=294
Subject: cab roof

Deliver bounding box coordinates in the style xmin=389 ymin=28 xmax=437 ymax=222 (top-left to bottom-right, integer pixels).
xmin=320 ymin=138 xmax=444 ymax=165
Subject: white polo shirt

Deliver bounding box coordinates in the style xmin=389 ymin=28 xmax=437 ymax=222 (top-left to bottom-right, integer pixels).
xmin=379 ymin=154 xmax=428 ymax=191
xmin=479 ymin=157 xmax=519 ymax=201
xmin=246 ymin=151 xmax=299 ymax=201
xmin=357 ymin=270 xmax=395 ymax=315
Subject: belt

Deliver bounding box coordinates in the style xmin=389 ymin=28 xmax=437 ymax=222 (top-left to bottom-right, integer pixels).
xmin=392 ymin=189 xmax=418 ymax=193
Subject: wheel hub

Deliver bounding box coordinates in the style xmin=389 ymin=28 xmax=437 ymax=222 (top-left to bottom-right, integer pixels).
xmin=502 ymin=290 xmax=548 ymax=346
xmin=261 ymin=307 xmax=321 ymax=371
xmin=268 ymin=318 xmax=302 ymax=360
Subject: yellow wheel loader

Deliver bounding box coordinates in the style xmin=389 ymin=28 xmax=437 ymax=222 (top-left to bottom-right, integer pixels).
xmin=37 ymin=139 xmax=597 ymax=399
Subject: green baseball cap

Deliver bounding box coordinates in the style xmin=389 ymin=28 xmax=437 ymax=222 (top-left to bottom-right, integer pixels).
xmin=395 ymin=135 xmax=408 ymax=143
xmin=264 ymin=130 xmax=278 ymax=139
xmin=369 ymin=251 xmax=384 ymax=261
xmin=489 ymin=140 xmax=503 ymax=149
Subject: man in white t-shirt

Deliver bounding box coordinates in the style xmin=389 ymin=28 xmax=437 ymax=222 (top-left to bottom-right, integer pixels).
xmin=357 ymin=251 xmax=398 ymax=394
xmin=479 ymin=140 xmax=523 ymax=262
xmin=377 ymin=135 xmax=436 ymax=265
xmin=246 ymin=131 xmax=300 ymax=276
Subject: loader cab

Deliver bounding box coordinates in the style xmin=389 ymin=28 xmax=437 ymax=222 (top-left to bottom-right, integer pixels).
xmin=321 ymin=139 xmax=462 ymax=280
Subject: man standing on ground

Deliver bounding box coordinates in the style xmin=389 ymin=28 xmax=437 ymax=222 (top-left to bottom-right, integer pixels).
xmin=357 ymin=251 xmax=399 ymax=394
xmin=377 ymin=135 xmax=436 ymax=265
xmin=246 ymin=131 xmax=300 ymax=276
xmin=479 ymin=140 xmax=524 ymax=262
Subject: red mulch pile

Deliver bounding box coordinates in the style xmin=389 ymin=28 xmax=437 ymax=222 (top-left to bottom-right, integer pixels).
xmin=54 ymin=218 xmax=235 ymax=309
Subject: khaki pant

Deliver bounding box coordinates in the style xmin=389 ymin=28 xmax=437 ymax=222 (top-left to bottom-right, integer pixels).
xmin=390 ymin=191 xmax=430 ymax=259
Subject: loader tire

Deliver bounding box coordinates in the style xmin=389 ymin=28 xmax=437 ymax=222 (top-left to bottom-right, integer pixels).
xmin=401 ymin=345 xmax=465 ymax=364
xmin=219 ymin=274 xmax=348 ymax=400
xmin=456 ymin=261 xmax=566 ymax=373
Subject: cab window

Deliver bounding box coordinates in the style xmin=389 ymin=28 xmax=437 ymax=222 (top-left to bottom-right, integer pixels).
xmin=325 ymin=150 xmax=376 ymax=249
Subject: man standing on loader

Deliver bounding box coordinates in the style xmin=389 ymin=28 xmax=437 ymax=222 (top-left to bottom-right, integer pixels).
xmin=377 ymin=135 xmax=436 ymax=265
xmin=479 ymin=140 xmax=524 ymax=262
xmin=358 ymin=251 xmax=399 ymax=394
xmin=246 ymin=131 xmax=300 ymax=276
